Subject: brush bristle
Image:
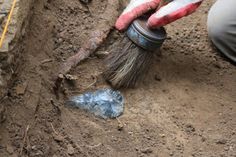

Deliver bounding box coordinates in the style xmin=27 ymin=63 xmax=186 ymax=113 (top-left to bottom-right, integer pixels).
xmin=103 ymin=36 xmax=154 ymax=88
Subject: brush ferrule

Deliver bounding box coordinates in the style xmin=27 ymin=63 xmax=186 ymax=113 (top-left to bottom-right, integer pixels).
xmin=126 ymin=16 xmax=167 ymax=51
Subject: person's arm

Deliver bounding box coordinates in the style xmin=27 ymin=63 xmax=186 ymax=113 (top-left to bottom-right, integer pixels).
xmin=116 ymin=0 xmax=203 ymax=31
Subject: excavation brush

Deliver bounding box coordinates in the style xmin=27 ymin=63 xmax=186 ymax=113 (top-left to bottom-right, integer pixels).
xmin=104 ymin=15 xmax=167 ymax=88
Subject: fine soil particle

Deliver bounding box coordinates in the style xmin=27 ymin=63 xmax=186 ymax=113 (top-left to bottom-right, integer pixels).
xmin=0 ymin=0 xmax=236 ymax=157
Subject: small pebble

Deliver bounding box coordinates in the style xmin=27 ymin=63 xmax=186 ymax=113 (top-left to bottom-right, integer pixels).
xmin=6 ymin=145 xmax=14 ymax=154
xmin=154 ymin=74 xmax=161 ymax=81
xmin=65 ymin=74 xmax=78 ymax=81
xmin=141 ymin=148 xmax=153 ymax=154
xmin=117 ymin=123 xmax=124 ymax=131
xmin=58 ymin=38 xmax=63 ymax=43
xmin=201 ymin=137 xmax=206 ymax=142
xmin=36 ymin=150 xmax=44 ymax=156
xmin=68 ymin=45 xmax=73 ymax=49
xmin=53 ymin=134 xmax=64 ymax=142
xmin=146 ymin=136 xmax=151 ymax=140
xmin=80 ymin=0 xmax=92 ymax=4
xmin=95 ymin=51 xmax=110 ymax=58
xmin=224 ymin=147 xmax=229 ymax=151
xmin=67 ymin=144 xmax=75 ymax=155
xmin=185 ymin=124 xmax=195 ymax=133
xmin=216 ymin=139 xmax=227 ymax=145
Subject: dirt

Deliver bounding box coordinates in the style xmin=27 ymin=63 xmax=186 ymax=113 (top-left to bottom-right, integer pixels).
xmin=0 ymin=0 xmax=236 ymax=157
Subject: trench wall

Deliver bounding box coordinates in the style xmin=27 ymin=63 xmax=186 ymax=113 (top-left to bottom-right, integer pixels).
xmin=0 ymin=0 xmax=33 ymax=97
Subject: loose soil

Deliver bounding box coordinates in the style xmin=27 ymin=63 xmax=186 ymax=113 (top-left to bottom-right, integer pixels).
xmin=0 ymin=0 xmax=236 ymax=157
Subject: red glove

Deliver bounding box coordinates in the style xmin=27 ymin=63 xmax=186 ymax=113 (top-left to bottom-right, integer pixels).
xmin=116 ymin=0 xmax=203 ymax=31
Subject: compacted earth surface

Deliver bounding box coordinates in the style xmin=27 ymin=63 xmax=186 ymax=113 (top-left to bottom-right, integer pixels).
xmin=0 ymin=0 xmax=235 ymax=156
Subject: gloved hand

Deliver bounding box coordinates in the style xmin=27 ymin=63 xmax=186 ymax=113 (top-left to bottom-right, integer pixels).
xmin=116 ymin=0 xmax=203 ymax=31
